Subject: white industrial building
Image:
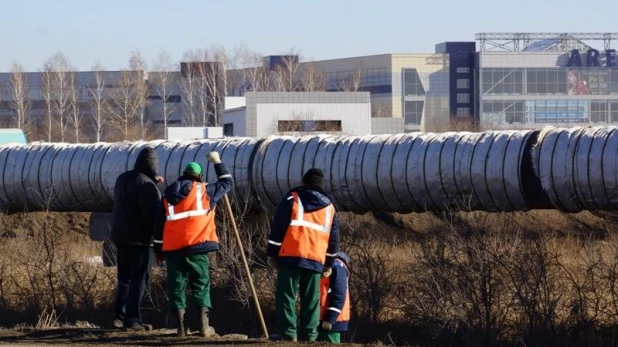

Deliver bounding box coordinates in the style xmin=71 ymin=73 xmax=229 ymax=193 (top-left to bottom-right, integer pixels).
xmin=222 ymin=92 xmax=375 ymax=137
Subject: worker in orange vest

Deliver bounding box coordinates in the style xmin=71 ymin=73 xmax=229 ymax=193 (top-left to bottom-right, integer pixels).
xmin=266 ymin=168 xmax=340 ymax=342
xmin=317 ymin=252 xmax=351 ymax=344
xmin=153 ymin=151 xmax=233 ymax=338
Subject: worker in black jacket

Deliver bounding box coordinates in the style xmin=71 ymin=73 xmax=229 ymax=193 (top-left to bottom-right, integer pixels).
xmin=110 ymin=147 xmax=163 ymax=331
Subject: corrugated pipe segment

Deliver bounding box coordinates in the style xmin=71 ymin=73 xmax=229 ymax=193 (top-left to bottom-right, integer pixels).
xmin=0 ymin=126 xmax=615 ymax=214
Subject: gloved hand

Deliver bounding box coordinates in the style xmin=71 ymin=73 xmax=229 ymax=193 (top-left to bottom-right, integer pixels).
xmin=322 ymin=267 xmax=332 ymax=277
xmin=267 ymin=256 xmax=278 ymax=269
xmin=207 ymin=151 xmax=221 ymax=164
xmin=321 ymin=321 xmax=332 ymax=331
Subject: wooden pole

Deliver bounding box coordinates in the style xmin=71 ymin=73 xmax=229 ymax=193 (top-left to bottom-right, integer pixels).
xmin=222 ymin=193 xmax=269 ymax=339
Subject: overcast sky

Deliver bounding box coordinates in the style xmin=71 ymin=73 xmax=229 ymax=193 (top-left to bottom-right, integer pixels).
xmin=2 ymin=0 xmax=616 ymax=71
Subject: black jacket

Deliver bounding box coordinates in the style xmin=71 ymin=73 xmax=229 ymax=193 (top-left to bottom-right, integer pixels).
xmin=266 ymin=186 xmax=340 ymax=273
xmin=110 ymin=147 xmax=162 ymax=246
xmin=153 ymin=162 xmax=234 ymax=256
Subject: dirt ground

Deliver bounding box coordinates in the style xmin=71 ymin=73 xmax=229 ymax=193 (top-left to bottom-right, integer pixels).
xmin=0 ymin=328 xmax=371 ymax=347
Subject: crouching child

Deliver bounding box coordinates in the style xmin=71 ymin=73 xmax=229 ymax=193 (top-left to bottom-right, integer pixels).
xmin=317 ymin=252 xmax=351 ymax=343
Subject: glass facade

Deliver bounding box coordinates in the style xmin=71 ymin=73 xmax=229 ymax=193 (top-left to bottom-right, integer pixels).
xmin=404 ymin=100 xmax=424 ymax=126
xmin=481 ymin=66 xmax=618 ymax=125
xmin=484 ymin=99 xmax=618 ymax=124
xmin=403 ymin=69 xmax=425 ymax=96
xmin=482 ymin=68 xmax=618 ymax=96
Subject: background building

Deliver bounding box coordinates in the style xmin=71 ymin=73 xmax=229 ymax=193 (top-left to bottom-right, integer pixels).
xmin=475 ymin=33 xmax=618 ymax=129
xmin=222 ymin=92 xmax=371 ymax=137
xmin=2 ymin=33 xmax=617 ymax=143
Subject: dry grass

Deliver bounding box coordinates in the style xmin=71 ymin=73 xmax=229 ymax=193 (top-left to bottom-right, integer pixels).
xmin=2 ymin=209 xmax=618 ymax=346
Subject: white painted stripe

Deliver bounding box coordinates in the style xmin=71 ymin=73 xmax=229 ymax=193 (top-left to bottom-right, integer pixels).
xmin=268 ymin=240 xmax=282 ymax=246
xmin=328 ymin=307 xmax=341 ymax=313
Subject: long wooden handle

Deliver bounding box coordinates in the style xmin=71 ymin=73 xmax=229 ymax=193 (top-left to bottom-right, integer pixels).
xmin=223 ymin=193 xmax=269 ymax=339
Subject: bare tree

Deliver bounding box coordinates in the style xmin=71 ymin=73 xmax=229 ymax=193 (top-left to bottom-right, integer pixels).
xmin=69 ymin=72 xmax=82 ymax=142
xmin=151 ymin=49 xmax=176 ymax=134
xmin=8 ymin=62 xmax=31 ymax=133
xmin=270 ymin=48 xmax=301 ymax=92
xmin=40 ymin=68 xmax=54 ymax=142
xmin=235 ymin=45 xmax=268 ymax=93
xmin=179 ymin=52 xmax=198 ymax=126
xmin=89 ymin=63 xmax=108 ymax=142
xmin=299 ymin=61 xmax=326 ymax=91
xmin=184 ymin=49 xmax=220 ymax=126
xmin=212 ymin=45 xmax=232 ymax=97
xmin=43 ymin=52 xmax=73 ymax=142
xmin=338 ymin=65 xmax=362 ymax=92
xmin=129 ymin=51 xmax=149 ymax=139
xmin=110 ymin=51 xmax=149 ymax=140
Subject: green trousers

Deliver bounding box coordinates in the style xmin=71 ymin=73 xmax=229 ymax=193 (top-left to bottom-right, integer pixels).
xmin=165 ymin=254 xmax=211 ymax=310
xmin=317 ymin=329 xmax=341 ymax=343
xmin=276 ymin=266 xmax=321 ymax=342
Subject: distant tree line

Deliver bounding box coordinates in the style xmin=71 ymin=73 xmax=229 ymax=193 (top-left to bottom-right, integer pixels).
xmin=1 ymin=44 xmax=379 ymax=143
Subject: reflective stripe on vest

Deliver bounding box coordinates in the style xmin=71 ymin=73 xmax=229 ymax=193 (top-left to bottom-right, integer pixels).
xmin=278 ymin=192 xmax=335 ymax=263
xmin=166 ymin=183 xmax=209 ymax=221
xmin=289 ymin=194 xmax=334 ymax=233
xmin=161 ymin=182 xmax=217 ymax=252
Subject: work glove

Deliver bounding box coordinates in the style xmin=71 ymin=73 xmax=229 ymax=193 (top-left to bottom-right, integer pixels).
xmin=207 ymin=151 xmax=221 ymax=164
xmin=321 ymin=321 xmax=332 ymax=331
xmin=322 ymin=267 xmax=332 ymax=278
xmin=267 ymin=256 xmax=278 ymax=269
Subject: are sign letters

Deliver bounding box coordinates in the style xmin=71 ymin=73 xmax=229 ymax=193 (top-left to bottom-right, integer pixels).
xmin=568 ymin=49 xmax=616 ymax=67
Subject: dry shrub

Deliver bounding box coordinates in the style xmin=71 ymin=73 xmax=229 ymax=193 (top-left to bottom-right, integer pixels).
xmin=0 ymin=211 xmax=115 ymax=326
xmin=6 ymin=208 xmax=618 ymax=346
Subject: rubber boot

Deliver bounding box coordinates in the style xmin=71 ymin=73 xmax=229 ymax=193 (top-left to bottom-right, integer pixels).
xmin=198 ymin=307 xmax=216 ymax=337
xmin=176 ymin=309 xmax=186 ymax=338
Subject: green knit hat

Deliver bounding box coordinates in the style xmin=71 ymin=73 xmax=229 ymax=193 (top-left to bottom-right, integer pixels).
xmin=183 ymin=162 xmax=202 ymax=176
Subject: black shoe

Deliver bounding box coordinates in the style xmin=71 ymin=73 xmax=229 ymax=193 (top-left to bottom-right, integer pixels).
xmin=269 ymin=334 xmax=297 ymax=342
xmin=123 ymin=323 xmax=153 ymax=332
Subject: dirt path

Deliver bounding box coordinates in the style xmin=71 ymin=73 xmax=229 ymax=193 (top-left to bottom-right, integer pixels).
xmin=0 ymin=328 xmax=365 ymax=346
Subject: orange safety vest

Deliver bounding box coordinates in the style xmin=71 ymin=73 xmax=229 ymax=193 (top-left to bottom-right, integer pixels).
xmin=279 ymin=192 xmax=335 ymax=264
xmin=320 ymin=260 xmax=350 ymax=322
xmin=162 ymin=182 xmax=218 ymax=252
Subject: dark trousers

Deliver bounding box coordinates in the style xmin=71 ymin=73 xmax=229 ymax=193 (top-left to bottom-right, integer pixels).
xmin=165 ymin=254 xmax=211 ymax=310
xmin=276 ymin=266 xmax=321 ymax=342
xmin=114 ymin=243 xmax=153 ymax=326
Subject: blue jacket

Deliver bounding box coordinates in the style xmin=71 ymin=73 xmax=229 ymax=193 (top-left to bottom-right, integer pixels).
xmin=267 ymin=186 xmax=340 ymax=273
xmin=323 ymin=252 xmax=351 ymax=331
xmin=153 ymin=162 xmax=233 ymax=256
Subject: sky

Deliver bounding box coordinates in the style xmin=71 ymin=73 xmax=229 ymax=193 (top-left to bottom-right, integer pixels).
xmin=2 ymin=0 xmax=617 ymax=72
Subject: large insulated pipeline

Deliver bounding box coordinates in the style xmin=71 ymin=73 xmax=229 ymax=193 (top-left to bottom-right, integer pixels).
xmin=0 ymin=127 xmax=614 ymax=214
xmin=533 ymin=126 xmax=618 ymax=212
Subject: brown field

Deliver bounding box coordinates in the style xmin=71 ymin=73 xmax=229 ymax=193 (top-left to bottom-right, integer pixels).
xmin=1 ymin=208 xmax=618 ymax=346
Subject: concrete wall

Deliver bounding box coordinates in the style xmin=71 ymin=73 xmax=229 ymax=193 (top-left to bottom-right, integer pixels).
xmin=371 ymin=118 xmax=404 ymax=134
xmin=245 ymin=92 xmax=371 ymax=137
xmin=222 ymin=108 xmax=247 ymax=136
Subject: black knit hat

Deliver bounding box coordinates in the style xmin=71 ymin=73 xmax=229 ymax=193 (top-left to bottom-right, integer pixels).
xmin=302 ymin=168 xmax=324 ymax=190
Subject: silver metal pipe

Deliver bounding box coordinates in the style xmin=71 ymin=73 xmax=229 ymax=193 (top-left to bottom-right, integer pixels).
xmin=0 ymin=129 xmax=556 ymax=214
